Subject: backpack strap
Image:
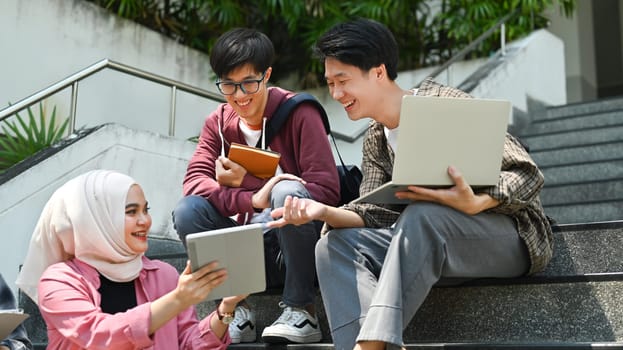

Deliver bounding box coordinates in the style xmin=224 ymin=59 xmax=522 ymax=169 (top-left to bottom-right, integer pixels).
xmin=255 ymin=93 xmax=331 ymax=148
xmin=256 ymin=92 xmax=351 ymax=171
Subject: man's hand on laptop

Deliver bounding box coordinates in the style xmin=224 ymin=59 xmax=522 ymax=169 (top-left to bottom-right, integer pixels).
xmin=395 ymin=166 xmax=499 ymax=215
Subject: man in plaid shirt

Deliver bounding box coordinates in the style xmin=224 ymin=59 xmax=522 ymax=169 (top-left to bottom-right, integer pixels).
xmin=268 ymin=18 xmax=553 ymax=350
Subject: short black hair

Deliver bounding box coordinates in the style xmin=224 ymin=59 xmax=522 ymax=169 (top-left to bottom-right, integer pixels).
xmin=314 ymin=18 xmax=398 ymax=80
xmin=209 ymin=28 xmax=275 ymax=78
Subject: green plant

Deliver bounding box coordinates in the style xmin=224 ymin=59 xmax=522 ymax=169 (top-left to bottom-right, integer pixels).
xmin=0 ymin=103 xmax=70 ymax=172
xmin=430 ymin=0 xmax=575 ymax=63
xmin=187 ymin=135 xmax=199 ymax=143
xmin=87 ymin=0 xmax=576 ymax=88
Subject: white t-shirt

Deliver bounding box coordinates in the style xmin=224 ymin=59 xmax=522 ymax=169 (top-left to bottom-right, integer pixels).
xmin=383 ymin=89 xmax=418 ymax=152
xmin=238 ymin=120 xmax=283 ymax=175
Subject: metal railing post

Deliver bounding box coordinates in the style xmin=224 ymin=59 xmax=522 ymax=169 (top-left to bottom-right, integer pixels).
xmin=169 ymin=86 xmax=177 ymax=137
xmin=0 ymin=59 xmax=109 ymax=123
xmin=69 ymin=81 xmax=79 ymax=135
xmin=501 ymin=23 xmax=506 ymax=56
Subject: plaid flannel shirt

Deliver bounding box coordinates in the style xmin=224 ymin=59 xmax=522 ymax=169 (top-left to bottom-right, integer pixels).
xmin=340 ymin=77 xmax=553 ymax=274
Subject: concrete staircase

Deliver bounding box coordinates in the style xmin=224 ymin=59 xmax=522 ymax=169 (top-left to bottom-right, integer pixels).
xmin=20 ymin=221 xmax=623 ymax=349
xmin=17 ymin=97 xmax=623 ymax=349
xmin=520 ymin=96 xmax=623 ymax=224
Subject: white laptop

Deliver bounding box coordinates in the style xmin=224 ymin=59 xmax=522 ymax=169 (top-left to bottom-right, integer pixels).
xmin=186 ymin=223 xmax=266 ymax=301
xmin=351 ymin=95 xmax=510 ymax=205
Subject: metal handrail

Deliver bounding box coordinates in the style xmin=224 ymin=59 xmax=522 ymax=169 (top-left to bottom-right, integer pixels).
xmin=2 ymin=9 xmax=521 ymax=138
xmin=416 ymin=9 xmax=520 ymax=88
xmin=0 ymin=58 xmax=226 ymax=137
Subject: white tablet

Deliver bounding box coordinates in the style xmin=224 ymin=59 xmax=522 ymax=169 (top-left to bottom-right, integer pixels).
xmin=185 ymin=223 xmax=266 ymax=301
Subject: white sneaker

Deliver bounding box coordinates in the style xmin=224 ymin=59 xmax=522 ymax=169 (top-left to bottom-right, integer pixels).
xmin=229 ymin=305 xmax=257 ymax=343
xmin=261 ymin=303 xmax=322 ymax=344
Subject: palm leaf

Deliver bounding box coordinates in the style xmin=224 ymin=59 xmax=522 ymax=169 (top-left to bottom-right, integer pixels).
xmin=35 ymin=103 xmax=47 ymax=146
xmin=3 ymin=120 xmax=33 ymax=154
xmin=48 ymin=107 xmax=70 ymax=142
xmin=0 ymin=102 xmax=69 ymax=172
xmin=45 ymin=106 xmax=58 ymax=144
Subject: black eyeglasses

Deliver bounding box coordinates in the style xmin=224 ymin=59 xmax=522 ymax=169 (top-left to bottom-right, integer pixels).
xmin=216 ymin=71 xmax=266 ymax=95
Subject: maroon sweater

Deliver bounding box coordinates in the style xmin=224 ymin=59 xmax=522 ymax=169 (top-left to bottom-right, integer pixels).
xmin=183 ymin=87 xmax=340 ymax=222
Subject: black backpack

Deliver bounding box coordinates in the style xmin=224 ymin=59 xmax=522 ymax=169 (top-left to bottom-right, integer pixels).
xmin=256 ymin=93 xmax=362 ymax=206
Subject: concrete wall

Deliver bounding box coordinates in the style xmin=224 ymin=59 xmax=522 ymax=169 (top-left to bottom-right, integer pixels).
xmin=621 ymin=1 xmax=623 ymax=61
xmin=544 ymin=0 xmax=623 ymax=102
xmin=0 ymin=0 xmax=220 ymax=140
xmin=470 ymin=29 xmax=567 ymax=114
xmin=0 ymin=124 xmax=194 ymax=293
xmin=593 ymin=0 xmax=623 ymax=96
xmin=546 ymin=1 xmax=598 ymax=102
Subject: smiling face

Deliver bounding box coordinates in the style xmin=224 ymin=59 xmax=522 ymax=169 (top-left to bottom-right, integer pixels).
xmin=324 ymin=57 xmax=380 ymax=122
xmin=222 ymin=64 xmax=272 ymax=128
xmin=124 ymin=184 xmax=151 ymax=254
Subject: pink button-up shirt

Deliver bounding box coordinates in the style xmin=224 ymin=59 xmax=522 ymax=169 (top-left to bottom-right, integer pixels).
xmin=38 ymin=256 xmax=230 ymax=350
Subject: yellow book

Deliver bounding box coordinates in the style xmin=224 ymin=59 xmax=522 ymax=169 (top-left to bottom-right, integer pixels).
xmin=228 ymin=142 xmax=281 ymax=179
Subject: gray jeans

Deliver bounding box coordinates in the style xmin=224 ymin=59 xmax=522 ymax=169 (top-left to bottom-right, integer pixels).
xmin=173 ymin=180 xmax=320 ymax=307
xmin=315 ymin=202 xmax=530 ymax=350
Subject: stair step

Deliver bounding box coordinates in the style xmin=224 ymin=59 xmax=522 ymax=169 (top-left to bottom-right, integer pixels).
xmin=404 ymin=281 xmax=623 ymax=343
xmin=182 ymin=224 xmax=623 ymax=343
xmin=521 ymin=124 xmax=623 ymax=151
xmin=522 ymin=109 xmax=623 ymax=137
xmin=538 ymin=222 xmax=623 ymax=275
xmin=227 ymin=342 xmax=623 ymax=349
xmin=543 ymin=202 xmax=623 ymax=225
xmin=211 ymin=279 xmax=623 ymax=345
xmin=521 ymin=98 xmax=623 ymax=225
xmin=540 ymin=159 xmax=623 ymax=186
xmin=540 ymin=179 xmax=623 ymax=206
xmin=529 ymin=141 xmax=623 ymax=167
xmin=533 ymin=97 xmax=623 ymax=121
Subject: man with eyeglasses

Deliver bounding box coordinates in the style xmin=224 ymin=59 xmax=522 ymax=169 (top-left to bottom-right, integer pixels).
xmin=172 ymin=28 xmax=340 ymax=345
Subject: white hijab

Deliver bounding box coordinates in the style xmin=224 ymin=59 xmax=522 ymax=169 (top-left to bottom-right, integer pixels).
xmin=16 ymin=170 xmax=144 ymax=304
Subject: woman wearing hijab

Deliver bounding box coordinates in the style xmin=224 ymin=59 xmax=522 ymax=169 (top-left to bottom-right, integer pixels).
xmin=16 ymin=170 xmax=244 ymax=350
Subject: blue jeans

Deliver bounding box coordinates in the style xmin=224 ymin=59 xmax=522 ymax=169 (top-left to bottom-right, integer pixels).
xmin=172 ymin=180 xmax=320 ymax=307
